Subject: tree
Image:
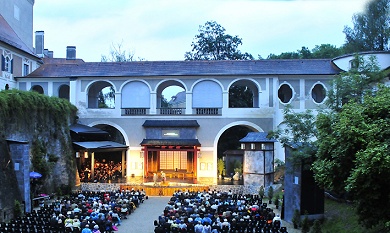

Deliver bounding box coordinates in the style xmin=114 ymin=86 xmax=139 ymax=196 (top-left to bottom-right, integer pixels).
xmin=266 ymin=44 xmax=342 ymax=59
xmin=99 ymin=42 xmax=145 ymax=108
xmin=101 ymin=42 xmax=138 ymax=62
xmin=185 ymin=21 xmax=253 ymax=60
xmin=313 ymin=56 xmax=390 ymax=229
xmin=229 ymin=85 xmax=253 ymax=107
xmin=343 ymin=0 xmax=390 ymax=53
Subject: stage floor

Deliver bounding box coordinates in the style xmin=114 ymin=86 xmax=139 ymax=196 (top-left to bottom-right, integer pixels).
xmin=81 ymin=176 xmax=244 ymax=185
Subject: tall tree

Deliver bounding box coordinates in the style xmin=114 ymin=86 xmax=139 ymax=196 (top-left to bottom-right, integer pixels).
xmin=343 ymin=0 xmax=390 ymax=53
xmin=185 ymin=21 xmax=253 ymax=60
xmin=313 ymin=56 xmax=390 ymax=230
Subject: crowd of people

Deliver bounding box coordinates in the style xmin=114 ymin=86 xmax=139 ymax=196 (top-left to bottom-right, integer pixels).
xmin=1 ymin=189 xmax=146 ymax=233
xmin=79 ymin=160 xmax=123 ymax=183
xmin=153 ymin=190 xmax=285 ymax=233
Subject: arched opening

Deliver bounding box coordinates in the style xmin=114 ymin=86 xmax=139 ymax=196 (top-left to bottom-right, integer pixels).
xmin=311 ymin=83 xmax=326 ymax=104
xmin=217 ymin=125 xmax=255 ymax=184
xmin=31 ymin=85 xmax=44 ymax=94
xmin=77 ymin=124 xmax=127 ymax=183
xmin=58 ymin=84 xmax=70 ymax=100
xmin=228 ymin=80 xmax=258 ymax=108
xmin=156 ymin=81 xmax=185 ymax=114
xmin=87 ymin=81 xmax=115 ymax=108
xmin=278 ymin=83 xmax=293 ymax=104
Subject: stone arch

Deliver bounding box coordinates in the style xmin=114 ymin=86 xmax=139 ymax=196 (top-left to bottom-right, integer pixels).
xmin=121 ymin=80 xmax=151 ymax=108
xmin=58 ymin=84 xmax=70 ymax=100
xmin=228 ymin=79 xmax=260 ymax=108
xmin=86 ymin=80 xmax=116 ymax=108
xmin=155 ymin=79 xmax=188 ymax=109
xmin=31 ymin=85 xmax=44 ymax=94
xmin=213 ymin=121 xmax=264 ymax=180
xmin=192 ymin=79 xmax=223 ymax=108
xmin=88 ymin=121 xmax=129 ymax=146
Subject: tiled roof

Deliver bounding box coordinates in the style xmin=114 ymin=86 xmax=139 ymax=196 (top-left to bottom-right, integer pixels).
xmin=143 ymin=120 xmax=200 ymax=127
xmin=239 ymin=132 xmax=277 ymax=143
xmin=23 ymin=59 xmax=341 ymax=78
xmin=0 ymin=14 xmax=36 ymax=57
xmin=73 ymin=141 xmax=128 ymax=152
xmin=140 ymin=139 xmax=201 ymax=146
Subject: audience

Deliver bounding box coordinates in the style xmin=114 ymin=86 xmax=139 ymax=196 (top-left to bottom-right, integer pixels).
xmin=0 ymin=189 xmax=146 ymax=233
xmin=154 ymin=189 xmax=286 ymax=233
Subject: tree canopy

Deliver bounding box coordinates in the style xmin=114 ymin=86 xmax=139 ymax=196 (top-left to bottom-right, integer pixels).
xmin=343 ymin=0 xmax=390 ymax=53
xmin=273 ymin=55 xmax=390 ymax=230
xmin=266 ymin=44 xmax=343 ymax=59
xmin=185 ymin=21 xmax=253 ymax=60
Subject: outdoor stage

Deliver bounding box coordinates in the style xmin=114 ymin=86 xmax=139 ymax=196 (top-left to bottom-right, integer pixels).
xmin=78 ymin=176 xmax=248 ymax=196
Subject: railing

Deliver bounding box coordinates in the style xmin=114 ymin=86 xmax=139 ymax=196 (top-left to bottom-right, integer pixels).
xmin=122 ymin=108 xmax=148 ymax=115
xmin=158 ymin=108 xmax=184 ymax=115
xmin=195 ymin=108 xmax=221 ymax=115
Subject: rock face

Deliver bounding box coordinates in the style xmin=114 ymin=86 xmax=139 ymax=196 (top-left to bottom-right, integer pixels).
xmin=0 ymin=90 xmax=77 ymax=220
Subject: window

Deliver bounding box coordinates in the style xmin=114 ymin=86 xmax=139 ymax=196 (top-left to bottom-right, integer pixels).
xmin=23 ymin=64 xmax=30 ymax=76
xmin=1 ymin=54 xmax=13 ymax=73
xmin=159 ymin=151 xmax=187 ymax=170
xmin=162 ymin=130 xmax=180 ymax=138
xmin=251 ymin=143 xmax=255 ymax=150
xmin=278 ymin=83 xmax=293 ymax=103
xmin=311 ymin=83 xmax=326 ymax=104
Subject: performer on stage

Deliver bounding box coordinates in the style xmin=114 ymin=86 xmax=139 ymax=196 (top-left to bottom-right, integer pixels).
xmin=153 ymin=173 xmax=158 ymax=185
xmin=161 ymin=171 xmax=166 ymax=183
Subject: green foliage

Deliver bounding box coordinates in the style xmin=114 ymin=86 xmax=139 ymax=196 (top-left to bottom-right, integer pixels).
xmin=301 ymin=213 xmax=310 ymax=233
xmin=314 ymin=58 xmax=390 ymax=228
xmin=217 ymin=158 xmax=225 ymax=176
xmin=266 ymin=44 xmax=343 ymax=59
xmin=14 ymin=200 xmax=22 ymax=218
xmin=185 ymin=21 xmax=253 ymax=60
xmin=311 ymin=219 xmax=322 ymax=233
xmin=343 ymin=0 xmax=390 ymax=53
xmin=228 ymin=85 xmax=253 ymax=107
xmin=258 ymin=185 xmax=265 ymax=198
xmin=233 ymin=160 xmax=243 ymax=174
xmin=325 ymin=55 xmax=386 ymax=112
xmin=292 ymin=209 xmax=301 ymax=227
xmin=267 ymin=186 xmax=274 ymax=200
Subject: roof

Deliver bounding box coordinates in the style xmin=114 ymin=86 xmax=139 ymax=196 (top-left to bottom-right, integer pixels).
xmin=22 ymin=59 xmax=341 ymax=78
xmin=140 ymin=139 xmax=201 ymax=146
xmin=73 ymin=141 xmax=128 ymax=152
xmin=142 ymin=120 xmax=200 ymax=127
xmin=70 ymin=123 xmax=109 ymax=136
xmin=239 ymin=132 xmax=277 ymax=143
xmin=0 ymin=14 xmax=36 ymax=57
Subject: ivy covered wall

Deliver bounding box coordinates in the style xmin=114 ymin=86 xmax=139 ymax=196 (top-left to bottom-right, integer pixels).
xmin=0 ymin=89 xmax=78 ymax=216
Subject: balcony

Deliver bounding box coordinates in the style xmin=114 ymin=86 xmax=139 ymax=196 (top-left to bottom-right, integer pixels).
xmin=158 ymin=108 xmax=184 ymax=115
xmin=195 ymin=108 xmax=221 ymax=115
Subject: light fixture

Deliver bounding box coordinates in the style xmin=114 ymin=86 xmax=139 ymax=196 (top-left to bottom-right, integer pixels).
xmin=84 ymin=151 xmax=88 ymax=158
xmin=75 ymin=152 xmax=80 ymax=158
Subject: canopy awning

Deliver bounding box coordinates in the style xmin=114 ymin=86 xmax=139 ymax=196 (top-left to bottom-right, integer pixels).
xmin=73 ymin=141 xmax=128 ymax=152
xmin=140 ymin=139 xmax=201 ymax=146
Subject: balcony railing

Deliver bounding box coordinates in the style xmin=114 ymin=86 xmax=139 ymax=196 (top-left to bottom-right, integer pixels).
xmin=158 ymin=108 xmax=184 ymax=115
xmin=122 ymin=108 xmax=148 ymax=115
xmin=195 ymin=108 xmax=221 ymax=115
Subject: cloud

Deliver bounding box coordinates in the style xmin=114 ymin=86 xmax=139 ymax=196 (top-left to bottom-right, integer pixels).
xmin=33 ymin=0 xmax=370 ymax=61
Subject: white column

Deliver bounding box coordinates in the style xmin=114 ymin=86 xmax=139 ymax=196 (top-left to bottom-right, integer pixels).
xmin=185 ymin=92 xmax=193 ymax=114
xmin=150 ymin=92 xmax=157 ymax=114
xmin=69 ymin=78 xmax=78 ymax=106
xmin=300 ymin=79 xmax=305 ymax=109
